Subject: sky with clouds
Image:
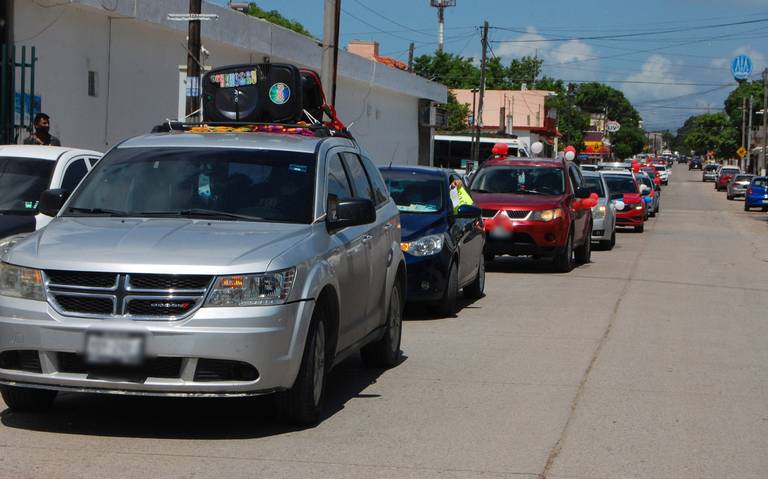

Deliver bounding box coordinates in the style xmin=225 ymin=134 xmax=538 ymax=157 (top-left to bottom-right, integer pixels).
xmin=210 ymin=0 xmax=768 ymax=132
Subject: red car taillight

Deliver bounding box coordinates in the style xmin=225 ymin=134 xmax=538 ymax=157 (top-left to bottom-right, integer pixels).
xmin=747 ymin=187 xmax=753 ymax=195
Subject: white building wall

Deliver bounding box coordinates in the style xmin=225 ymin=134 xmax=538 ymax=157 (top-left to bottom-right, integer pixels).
xmin=13 ymin=0 xmax=445 ymax=165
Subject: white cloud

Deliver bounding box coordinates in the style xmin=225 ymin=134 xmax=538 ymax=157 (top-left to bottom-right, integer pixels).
xmin=494 ymin=26 xmax=548 ymax=59
xmin=622 ymin=55 xmax=696 ymax=102
xmin=550 ymin=40 xmax=593 ymax=64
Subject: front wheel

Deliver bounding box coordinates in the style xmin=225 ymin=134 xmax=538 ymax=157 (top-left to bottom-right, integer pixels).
xmin=744 ymin=203 xmax=750 ymax=211
xmin=0 ymin=385 xmax=57 ymax=413
xmin=361 ymin=282 xmax=403 ymax=368
xmin=463 ymin=258 xmax=485 ymax=299
xmin=435 ymin=262 xmax=458 ymax=317
xmin=282 ymin=307 xmax=328 ymax=426
xmin=635 ymin=224 xmax=644 ymax=233
xmin=600 ymin=230 xmax=616 ymax=251
xmin=553 ymin=232 xmax=574 ymax=273
xmin=574 ymin=229 xmax=592 ymax=265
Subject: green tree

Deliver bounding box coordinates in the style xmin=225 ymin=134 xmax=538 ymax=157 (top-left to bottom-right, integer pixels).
xmin=681 ymin=113 xmax=739 ymax=157
xmin=546 ymin=92 xmax=590 ymax=151
xmin=508 ymin=56 xmax=543 ymax=89
xmin=445 ymin=92 xmax=470 ymax=131
xmin=246 ymin=3 xmax=313 ymax=37
xmin=574 ymin=82 xmax=643 ymax=157
xmin=412 ymin=51 xmax=479 ymax=88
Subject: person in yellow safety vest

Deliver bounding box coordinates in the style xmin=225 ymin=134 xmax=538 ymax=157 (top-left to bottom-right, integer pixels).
xmin=450 ymin=179 xmax=474 ymax=214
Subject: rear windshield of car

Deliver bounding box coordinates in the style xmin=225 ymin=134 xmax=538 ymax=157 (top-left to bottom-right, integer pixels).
xmin=704 ymin=165 xmax=719 ymax=171
xmin=65 ymin=147 xmax=316 ymax=224
xmin=753 ymin=178 xmax=767 ymax=188
xmin=471 ymin=165 xmax=565 ymax=196
xmin=380 ymin=171 xmax=444 ymax=213
xmin=603 ymin=175 xmax=638 ymax=194
xmin=581 ymin=176 xmax=605 ymax=197
xmin=0 ymin=156 xmax=55 ymax=214
xmin=637 ymin=176 xmax=653 ymax=188
xmin=721 ymin=169 xmax=739 ymax=175
xmin=654 ymin=166 xmax=667 ymax=171
xmin=734 ymin=175 xmax=752 ymax=182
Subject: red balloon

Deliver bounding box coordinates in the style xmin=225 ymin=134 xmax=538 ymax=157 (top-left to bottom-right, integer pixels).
xmin=492 ymin=143 xmax=509 ymax=156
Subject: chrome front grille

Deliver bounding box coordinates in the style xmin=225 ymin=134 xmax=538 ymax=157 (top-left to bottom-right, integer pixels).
xmin=506 ymin=210 xmax=531 ymax=219
xmin=44 ymin=272 xmax=213 ymax=320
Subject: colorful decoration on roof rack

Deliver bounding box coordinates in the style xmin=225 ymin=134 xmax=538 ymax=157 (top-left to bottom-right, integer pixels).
xmin=209 ymin=70 xmax=259 ymax=88
xmin=187 ymin=123 xmax=316 ymax=136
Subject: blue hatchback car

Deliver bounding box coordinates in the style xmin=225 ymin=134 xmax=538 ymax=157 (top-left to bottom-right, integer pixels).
xmin=379 ymin=166 xmax=485 ymax=316
xmin=744 ymin=176 xmax=768 ymax=211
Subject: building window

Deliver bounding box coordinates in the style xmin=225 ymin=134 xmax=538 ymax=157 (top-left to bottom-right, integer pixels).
xmin=88 ymin=71 xmax=97 ymax=97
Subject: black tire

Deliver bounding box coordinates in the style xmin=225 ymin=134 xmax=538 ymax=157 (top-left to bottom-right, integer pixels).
xmin=553 ymin=232 xmax=574 ymax=273
xmin=649 ymin=210 xmax=656 ymax=218
xmin=0 ymin=385 xmax=57 ymax=413
xmin=600 ymin=230 xmax=616 ymax=251
xmin=655 ymin=203 xmax=660 ymax=214
xmin=727 ymin=193 xmax=733 ymax=200
xmin=282 ymin=306 xmax=328 ymax=426
xmin=361 ymin=282 xmax=403 ymax=368
xmin=463 ymin=258 xmax=485 ymax=300
xmin=635 ymin=224 xmax=644 ymax=233
xmin=574 ymin=228 xmax=592 ymax=265
xmin=483 ymin=251 xmax=495 ymax=263
xmin=744 ymin=203 xmax=750 ymax=211
xmin=762 ymin=207 xmax=768 ymax=212
xmin=435 ymin=262 xmax=459 ymax=317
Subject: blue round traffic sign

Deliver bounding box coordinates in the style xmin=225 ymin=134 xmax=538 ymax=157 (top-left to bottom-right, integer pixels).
xmin=731 ymin=55 xmax=753 ymax=81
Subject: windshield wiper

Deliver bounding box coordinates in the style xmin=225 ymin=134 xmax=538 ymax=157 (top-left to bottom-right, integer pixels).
xmin=67 ymin=207 xmax=130 ymax=217
xmin=513 ymin=189 xmax=546 ymax=195
xmin=137 ymin=209 xmax=262 ymax=222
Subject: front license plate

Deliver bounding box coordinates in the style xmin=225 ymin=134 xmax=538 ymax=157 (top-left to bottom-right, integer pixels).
xmin=490 ymin=228 xmax=512 ymax=239
xmin=85 ymin=332 xmax=145 ymax=366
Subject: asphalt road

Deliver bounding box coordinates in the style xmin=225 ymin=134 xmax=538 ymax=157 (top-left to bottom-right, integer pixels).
xmin=2 ymin=167 xmax=768 ymax=479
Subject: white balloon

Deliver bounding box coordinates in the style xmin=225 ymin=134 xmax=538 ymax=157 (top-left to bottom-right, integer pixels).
xmin=531 ymin=142 xmax=544 ymax=155
xmin=564 ymin=151 xmax=576 ymax=162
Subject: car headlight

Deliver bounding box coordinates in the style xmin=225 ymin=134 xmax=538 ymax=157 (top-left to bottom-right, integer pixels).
xmin=634 ymin=204 xmax=644 ymax=210
xmin=0 ymin=234 xmax=30 ymax=261
xmin=401 ymin=234 xmax=444 ymax=256
xmin=530 ymin=208 xmax=563 ymax=222
xmin=205 ymin=268 xmax=296 ymax=307
xmin=592 ymin=205 xmax=606 ymax=219
xmin=0 ymin=263 xmax=44 ymax=301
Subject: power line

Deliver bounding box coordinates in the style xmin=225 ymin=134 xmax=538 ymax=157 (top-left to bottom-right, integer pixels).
xmin=349 ymin=0 xmax=435 ymax=38
xmin=340 ymin=8 xmax=414 ymax=42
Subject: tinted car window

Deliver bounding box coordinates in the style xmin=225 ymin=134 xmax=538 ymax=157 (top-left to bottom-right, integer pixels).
xmin=581 ymin=176 xmax=605 ymax=197
xmin=603 ymin=175 xmax=638 ymax=194
xmin=752 ymin=178 xmax=767 ymax=188
xmin=471 ymin=166 xmax=565 ymax=195
xmin=704 ymin=165 xmax=718 ymax=171
xmin=0 ymin=157 xmax=54 ymax=213
xmin=327 ymin=153 xmax=353 ymax=200
xmin=381 ymin=170 xmax=444 ymax=213
xmin=342 ymin=153 xmax=374 ymax=202
xmin=359 ymin=156 xmax=389 ymax=206
xmin=66 ymin=147 xmax=316 ymax=224
xmin=61 ymin=158 xmax=89 ymax=192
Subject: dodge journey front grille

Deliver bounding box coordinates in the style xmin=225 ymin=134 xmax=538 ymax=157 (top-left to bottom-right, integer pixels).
xmin=44 ymin=272 xmax=213 ymax=320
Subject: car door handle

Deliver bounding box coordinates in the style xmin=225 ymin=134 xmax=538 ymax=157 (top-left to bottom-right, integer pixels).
xmin=362 ymin=234 xmax=374 ymax=243
xmin=383 ymin=223 xmax=394 ymax=231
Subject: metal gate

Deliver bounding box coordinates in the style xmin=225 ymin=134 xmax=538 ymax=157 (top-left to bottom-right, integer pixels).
xmin=0 ymin=44 xmax=37 ymax=144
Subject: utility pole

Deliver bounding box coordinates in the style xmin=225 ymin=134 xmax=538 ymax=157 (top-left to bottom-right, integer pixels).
xmin=762 ymin=68 xmax=768 ymax=175
xmin=407 ymin=42 xmax=415 ymax=72
xmin=747 ymin=96 xmax=753 ymax=173
xmin=321 ymin=0 xmax=341 ymax=106
xmin=472 ymin=21 xmax=488 ymax=164
xmin=741 ymin=96 xmax=747 ymax=170
xmin=185 ymin=0 xmax=202 ymax=120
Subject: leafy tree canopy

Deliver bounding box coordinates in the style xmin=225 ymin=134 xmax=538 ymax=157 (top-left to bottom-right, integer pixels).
xmin=246 ymin=3 xmax=313 ymax=37
xmin=680 ymin=112 xmax=739 ymax=157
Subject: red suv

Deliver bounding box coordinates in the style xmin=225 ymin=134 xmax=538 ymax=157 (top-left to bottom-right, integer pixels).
xmin=470 ymin=156 xmax=594 ymax=272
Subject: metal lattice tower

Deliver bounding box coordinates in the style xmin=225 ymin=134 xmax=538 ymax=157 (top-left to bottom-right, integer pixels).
xmin=430 ymin=0 xmax=456 ymax=52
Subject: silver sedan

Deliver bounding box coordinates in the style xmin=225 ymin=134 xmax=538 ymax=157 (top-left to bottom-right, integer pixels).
xmin=582 ymin=171 xmax=618 ymax=250
xmin=727 ymin=174 xmax=754 ymax=200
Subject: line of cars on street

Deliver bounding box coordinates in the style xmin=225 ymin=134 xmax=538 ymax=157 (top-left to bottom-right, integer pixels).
xmin=0 ymin=131 xmax=669 ymax=427
xmin=699 ymin=161 xmax=768 ymax=211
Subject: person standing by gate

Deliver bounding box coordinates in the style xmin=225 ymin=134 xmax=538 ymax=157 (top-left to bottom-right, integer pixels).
xmin=23 ymin=113 xmax=61 ymax=146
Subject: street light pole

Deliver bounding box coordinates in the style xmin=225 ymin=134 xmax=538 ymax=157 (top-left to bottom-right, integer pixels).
xmin=472 ymin=21 xmax=488 ymax=164
xmin=185 ymin=0 xmax=202 ymax=121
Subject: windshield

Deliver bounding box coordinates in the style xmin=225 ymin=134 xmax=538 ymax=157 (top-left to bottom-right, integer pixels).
xmin=0 ymin=157 xmax=55 ymax=214
xmin=470 ymin=166 xmax=564 ymax=195
xmin=603 ymin=175 xmax=638 ymax=194
xmin=381 ymin=171 xmax=444 ymax=213
xmin=581 ymin=176 xmax=605 ymax=197
xmin=65 ymin=147 xmax=316 ymax=223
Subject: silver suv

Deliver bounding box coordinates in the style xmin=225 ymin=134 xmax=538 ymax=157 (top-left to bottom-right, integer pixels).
xmin=0 ymin=131 xmax=405 ymax=425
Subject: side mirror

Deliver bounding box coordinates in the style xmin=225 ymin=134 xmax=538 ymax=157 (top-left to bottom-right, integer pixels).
xmin=326 ymin=197 xmax=376 ymax=231
xmin=575 ymin=187 xmax=591 ymax=199
xmin=455 ymin=204 xmax=482 ymax=219
xmin=39 ymin=189 xmax=70 ymax=217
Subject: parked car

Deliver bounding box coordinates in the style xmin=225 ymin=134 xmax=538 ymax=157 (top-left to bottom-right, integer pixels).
xmin=0 ymin=129 xmax=405 ymax=426
xmin=636 ymin=172 xmax=660 ymax=217
xmin=744 ymin=176 xmax=768 ymax=211
xmin=726 ymin=174 xmax=754 ymax=200
xmin=0 ymin=145 xmax=102 ymax=240
xmin=702 ymin=164 xmax=719 ymax=182
xmin=379 ymin=166 xmax=485 ymax=317
xmin=653 ymin=164 xmax=670 ymax=185
xmin=602 ymin=172 xmax=646 ymax=233
xmin=715 ymin=166 xmax=741 ymax=191
xmin=689 ymin=158 xmax=702 ymax=170
xmin=641 ymin=167 xmax=662 ymax=187
xmin=582 ymin=171 xmax=617 ymax=250
xmin=470 ymin=155 xmax=594 ymax=273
